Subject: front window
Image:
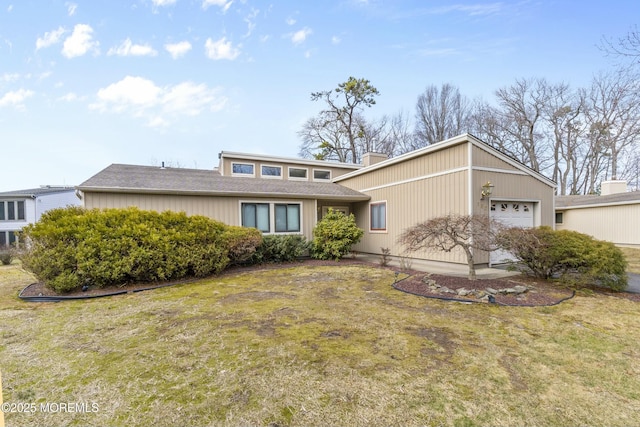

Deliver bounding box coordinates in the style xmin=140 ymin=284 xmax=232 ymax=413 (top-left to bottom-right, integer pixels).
xmin=0 ymin=231 xmax=17 ymax=246
xmin=241 ymin=202 xmax=301 ymax=233
xmin=275 ymin=204 xmax=300 ymax=232
xmin=370 ymin=202 xmax=386 ymax=231
xmin=555 ymin=212 xmax=563 ymax=224
xmin=241 ymin=203 xmax=270 ymax=232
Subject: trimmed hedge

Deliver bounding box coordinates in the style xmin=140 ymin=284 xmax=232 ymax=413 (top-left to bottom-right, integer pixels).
xmin=20 ymin=207 xmax=262 ymax=293
xmin=497 ymin=226 xmax=628 ymax=291
xmin=311 ymin=209 xmax=363 ymax=260
xmin=251 ymin=234 xmax=310 ymax=264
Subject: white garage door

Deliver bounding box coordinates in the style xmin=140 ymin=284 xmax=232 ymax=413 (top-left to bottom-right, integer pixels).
xmin=490 ymin=201 xmax=534 ymax=265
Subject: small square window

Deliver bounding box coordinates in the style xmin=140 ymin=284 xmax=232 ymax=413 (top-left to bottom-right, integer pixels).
xmin=555 ymin=212 xmax=563 ymax=224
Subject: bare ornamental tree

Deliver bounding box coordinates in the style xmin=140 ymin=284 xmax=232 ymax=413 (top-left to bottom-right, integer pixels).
xmin=397 ymin=214 xmax=503 ymax=280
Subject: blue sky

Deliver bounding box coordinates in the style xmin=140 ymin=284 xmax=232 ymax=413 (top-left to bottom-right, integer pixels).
xmin=0 ymin=0 xmax=638 ymax=191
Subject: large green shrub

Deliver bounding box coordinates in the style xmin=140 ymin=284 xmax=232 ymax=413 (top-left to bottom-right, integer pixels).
xmin=251 ymin=234 xmax=310 ymax=264
xmin=311 ymin=209 xmax=363 ymax=260
xmin=20 ymin=207 xmax=239 ymax=293
xmin=497 ymin=226 xmax=628 ymax=291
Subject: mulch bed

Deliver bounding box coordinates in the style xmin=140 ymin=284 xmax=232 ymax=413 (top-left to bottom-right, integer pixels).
xmin=19 ymin=258 xmax=640 ymax=305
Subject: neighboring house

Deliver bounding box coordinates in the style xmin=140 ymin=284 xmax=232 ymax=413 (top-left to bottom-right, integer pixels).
xmin=77 ymin=134 xmax=556 ymax=267
xmin=555 ymin=180 xmax=640 ymax=248
xmin=0 ymin=186 xmax=81 ymax=246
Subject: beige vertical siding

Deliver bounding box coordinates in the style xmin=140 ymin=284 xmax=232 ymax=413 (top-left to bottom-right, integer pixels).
xmin=83 ymin=192 xmax=318 ymax=240
xmin=556 ymin=204 xmax=640 ymax=247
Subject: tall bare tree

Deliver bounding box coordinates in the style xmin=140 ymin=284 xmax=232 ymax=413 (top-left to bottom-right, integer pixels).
xmin=298 ymin=77 xmax=380 ymax=164
xmin=414 ymin=83 xmax=470 ymax=147
xmin=601 ymin=25 xmax=640 ymax=64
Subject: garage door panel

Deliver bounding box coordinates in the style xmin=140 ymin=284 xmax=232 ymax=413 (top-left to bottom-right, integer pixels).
xmin=490 ymin=201 xmax=534 ymax=264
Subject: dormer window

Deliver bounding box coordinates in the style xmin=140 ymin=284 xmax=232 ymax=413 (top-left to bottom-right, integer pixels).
xmin=232 ymin=162 xmax=255 ymax=177
xmin=261 ymin=165 xmax=282 ymax=179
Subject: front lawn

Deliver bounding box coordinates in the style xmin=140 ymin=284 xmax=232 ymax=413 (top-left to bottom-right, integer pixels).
xmin=1 ymin=263 xmax=639 ymax=426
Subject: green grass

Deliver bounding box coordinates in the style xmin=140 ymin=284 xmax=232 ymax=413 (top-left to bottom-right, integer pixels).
xmin=1 ymin=263 xmax=640 ymax=426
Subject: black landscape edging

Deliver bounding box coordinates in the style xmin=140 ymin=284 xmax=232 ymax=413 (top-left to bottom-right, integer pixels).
xmin=18 ymin=281 xmax=184 ymax=302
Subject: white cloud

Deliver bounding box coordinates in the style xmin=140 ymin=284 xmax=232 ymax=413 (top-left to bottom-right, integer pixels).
xmin=36 ymin=26 xmax=66 ymax=50
xmin=162 ymin=82 xmax=226 ymax=115
xmin=152 ymin=0 xmax=177 ymax=6
xmin=205 ymin=37 xmax=240 ymax=60
xmin=0 ymin=89 xmax=34 ymax=110
xmin=202 ymin=0 xmax=233 ymax=12
xmin=165 ymin=41 xmax=192 ymax=59
xmin=291 ymin=27 xmax=312 ymax=45
xmin=1 ymin=73 xmax=20 ymax=83
xmin=59 ymin=92 xmax=80 ymax=102
xmin=90 ymin=76 xmax=228 ymax=127
xmin=286 ymin=17 xmax=296 ymax=26
xmin=107 ymin=38 xmax=158 ymax=57
xmin=62 ymin=24 xmax=99 ymax=58
xmin=428 ymin=3 xmax=503 ymax=16
xmin=66 ymin=2 xmax=77 ymax=16
xmin=331 ymin=35 xmax=341 ymax=45
xmin=243 ymin=8 xmax=259 ymax=38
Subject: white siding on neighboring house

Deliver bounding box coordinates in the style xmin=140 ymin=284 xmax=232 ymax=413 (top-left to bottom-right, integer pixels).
xmin=36 ymin=191 xmax=81 ymax=221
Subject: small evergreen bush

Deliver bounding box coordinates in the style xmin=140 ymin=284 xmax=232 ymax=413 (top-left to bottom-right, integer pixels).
xmin=0 ymin=246 xmax=14 ymax=265
xmin=497 ymin=226 xmax=628 ymax=291
xmin=311 ymin=209 xmax=363 ymax=261
xmin=222 ymin=226 xmax=263 ymax=265
xmin=251 ymin=234 xmax=310 ymax=263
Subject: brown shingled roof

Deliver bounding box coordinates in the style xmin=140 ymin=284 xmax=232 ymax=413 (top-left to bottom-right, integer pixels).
xmin=77 ymin=164 xmax=370 ymax=201
xmin=556 ymin=191 xmax=640 ymax=209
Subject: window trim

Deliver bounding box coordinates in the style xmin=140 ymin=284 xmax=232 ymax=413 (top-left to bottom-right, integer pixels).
xmin=231 ymin=162 xmax=256 ymax=177
xmin=288 ymin=166 xmax=309 ymax=181
xmin=370 ymin=201 xmax=387 ymax=232
xmin=260 ymin=164 xmax=283 ymax=179
xmin=313 ymin=169 xmax=331 ymax=181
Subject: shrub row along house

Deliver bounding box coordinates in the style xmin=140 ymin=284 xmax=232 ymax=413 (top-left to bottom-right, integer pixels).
xmin=76 ymin=134 xmax=556 ymax=268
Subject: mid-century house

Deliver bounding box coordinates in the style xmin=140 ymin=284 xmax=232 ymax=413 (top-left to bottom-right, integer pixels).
xmin=0 ymin=186 xmax=81 ymax=246
xmin=77 ymin=134 xmax=556 ymax=267
xmin=555 ymin=180 xmax=640 ymax=248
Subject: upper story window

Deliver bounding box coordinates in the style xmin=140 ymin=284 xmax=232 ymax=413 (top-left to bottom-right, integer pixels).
xmin=288 ymin=167 xmax=308 ymax=180
xmin=313 ymin=169 xmax=331 ymax=181
xmin=261 ymin=165 xmax=282 ymax=179
xmin=0 ymin=201 xmax=25 ymax=221
xmin=232 ymin=162 xmax=255 ymax=176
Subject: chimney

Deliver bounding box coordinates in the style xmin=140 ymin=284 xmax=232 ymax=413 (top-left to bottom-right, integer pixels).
xmin=601 ymin=180 xmax=627 ymax=195
xmin=362 ymin=152 xmax=388 ymax=167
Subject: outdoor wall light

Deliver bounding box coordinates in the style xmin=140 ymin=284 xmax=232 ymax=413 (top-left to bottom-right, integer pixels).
xmin=481 ymin=181 xmax=494 ymax=200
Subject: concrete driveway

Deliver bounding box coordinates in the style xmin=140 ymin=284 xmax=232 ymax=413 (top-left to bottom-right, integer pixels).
xmin=627 ymin=273 xmax=640 ymax=294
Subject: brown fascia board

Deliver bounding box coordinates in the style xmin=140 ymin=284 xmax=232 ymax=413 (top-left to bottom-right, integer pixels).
xmin=76 ymin=185 xmax=371 ymax=201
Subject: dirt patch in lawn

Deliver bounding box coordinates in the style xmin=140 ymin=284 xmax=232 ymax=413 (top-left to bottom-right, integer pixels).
xmin=18 ymin=258 xmax=640 ymax=305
